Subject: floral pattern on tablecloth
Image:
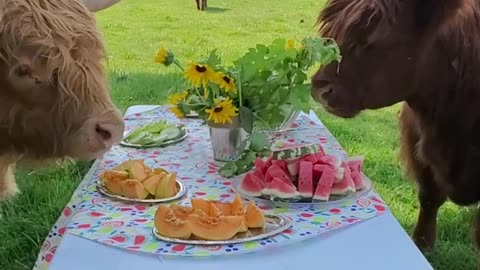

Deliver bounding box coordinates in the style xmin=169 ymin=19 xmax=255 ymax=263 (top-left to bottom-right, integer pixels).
xmin=33 ymin=106 xmax=388 ymax=270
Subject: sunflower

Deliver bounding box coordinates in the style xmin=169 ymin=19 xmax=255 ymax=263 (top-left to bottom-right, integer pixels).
xmin=205 ymin=98 xmax=239 ymax=124
xmin=155 ymin=47 xmax=174 ymax=66
xmin=169 ymin=106 xmax=185 ymax=118
xmin=214 ymin=72 xmax=237 ymax=93
xmin=167 ymin=91 xmax=188 ymax=118
xmin=285 ymin=39 xmax=296 ymax=50
xmin=168 ymin=91 xmax=188 ymax=105
xmin=184 ymin=63 xmax=214 ymax=88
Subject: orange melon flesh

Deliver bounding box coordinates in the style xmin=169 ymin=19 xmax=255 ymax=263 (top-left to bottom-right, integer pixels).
xmin=129 ymin=161 xmax=149 ymax=181
xmin=155 ymin=172 xmax=178 ymax=199
xmin=143 ymin=175 xmax=163 ymax=195
xmin=188 ymin=214 xmax=243 ymax=240
xmin=212 ymin=201 xmax=232 ymax=216
xmin=191 ymin=198 xmax=211 ymax=214
xmin=102 ymin=176 xmax=124 ymax=195
xmin=120 ymin=179 xmax=149 ymax=199
xmin=154 ymin=205 xmax=192 ymax=239
xmin=245 ymin=200 xmax=265 ymax=228
xmin=100 ymin=170 xmax=129 ymax=182
xmin=230 ymin=195 xmax=248 ymax=232
xmin=170 ymin=204 xmax=193 ymax=220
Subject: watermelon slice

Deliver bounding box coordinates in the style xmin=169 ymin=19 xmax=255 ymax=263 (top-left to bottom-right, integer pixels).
xmin=345 ymin=155 xmax=364 ymax=172
xmin=301 ymin=154 xmax=318 ymax=163
xmin=317 ymin=155 xmax=344 ymax=181
xmin=261 ymin=177 xmax=301 ymax=199
xmin=298 ymin=161 xmax=314 ymax=198
xmin=239 ymin=172 xmax=265 ymax=196
xmin=313 ymin=166 xmax=336 ymax=201
xmin=351 ymin=170 xmax=365 ymax=190
xmin=272 ymin=159 xmax=290 ymax=176
xmin=331 ymin=172 xmax=355 ymax=195
xmin=253 ymin=168 xmax=265 ymax=182
xmin=265 ymin=165 xmax=294 ymax=187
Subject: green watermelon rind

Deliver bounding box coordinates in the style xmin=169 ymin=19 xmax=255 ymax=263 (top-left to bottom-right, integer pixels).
xmin=272 ymin=144 xmax=320 ymax=160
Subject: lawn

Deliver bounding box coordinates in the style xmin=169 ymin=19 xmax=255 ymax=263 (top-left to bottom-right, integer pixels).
xmin=0 ymin=0 xmax=476 ymax=269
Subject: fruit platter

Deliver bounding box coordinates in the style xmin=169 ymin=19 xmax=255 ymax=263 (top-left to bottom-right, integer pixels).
xmin=152 ymin=195 xmax=292 ymax=245
xmin=234 ymin=142 xmax=372 ymax=207
xmin=98 ymin=159 xmax=187 ymax=203
xmin=121 ymin=120 xmax=187 ymax=148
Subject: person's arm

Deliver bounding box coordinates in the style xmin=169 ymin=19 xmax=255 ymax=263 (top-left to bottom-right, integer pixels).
xmin=82 ymin=0 xmax=121 ymax=12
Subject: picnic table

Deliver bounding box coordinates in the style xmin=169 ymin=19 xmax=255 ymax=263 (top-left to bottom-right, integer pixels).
xmin=36 ymin=105 xmax=434 ymax=270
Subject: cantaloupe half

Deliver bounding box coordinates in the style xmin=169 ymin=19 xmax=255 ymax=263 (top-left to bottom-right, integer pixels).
xmin=170 ymin=204 xmax=193 ymax=220
xmin=155 ymin=172 xmax=178 ymax=199
xmin=143 ymin=175 xmax=163 ymax=195
xmin=188 ymin=212 xmax=243 ymax=241
xmin=230 ymin=195 xmax=248 ymax=232
xmin=120 ymin=179 xmax=149 ymax=199
xmin=212 ymin=201 xmax=232 ymax=216
xmin=245 ymin=200 xmax=265 ymax=228
xmin=154 ymin=205 xmax=192 ymax=239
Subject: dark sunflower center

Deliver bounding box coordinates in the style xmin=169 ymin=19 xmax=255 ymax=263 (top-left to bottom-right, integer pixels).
xmin=214 ymin=106 xmax=223 ymax=113
xmin=222 ymin=76 xmax=231 ymax=84
xmin=195 ymin=65 xmax=207 ymax=72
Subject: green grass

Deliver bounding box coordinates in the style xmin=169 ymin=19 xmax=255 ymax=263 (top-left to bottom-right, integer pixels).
xmin=0 ymin=0 xmax=475 ymax=269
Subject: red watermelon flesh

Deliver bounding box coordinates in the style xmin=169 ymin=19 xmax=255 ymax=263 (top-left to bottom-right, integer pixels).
xmin=345 ymin=156 xmax=365 ymax=190
xmin=285 ymin=157 xmax=302 ymax=177
xmin=313 ymin=166 xmax=336 ymax=201
xmin=331 ymin=168 xmax=356 ymax=195
xmin=261 ymin=177 xmax=301 ymax=199
xmin=345 ymin=155 xmax=364 ymax=172
xmin=239 ymin=172 xmax=265 ymax=196
xmin=317 ymin=155 xmax=344 ymax=182
xmin=314 ymin=149 xmax=325 ymax=159
xmin=272 ymin=159 xmax=290 ymax=176
xmin=342 ymin=162 xmax=356 ymax=191
xmin=313 ymin=164 xmax=331 ymax=187
xmin=265 ymin=165 xmax=295 ymax=187
xmin=298 ymin=161 xmax=314 ymax=198
xmin=351 ymin=170 xmax=365 ymax=190
xmin=253 ymin=168 xmax=265 ymax=182
xmin=301 ymin=154 xmax=318 ymax=163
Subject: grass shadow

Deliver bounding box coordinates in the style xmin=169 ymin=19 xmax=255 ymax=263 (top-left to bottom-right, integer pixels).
xmin=206 ymin=6 xmax=230 ymax=13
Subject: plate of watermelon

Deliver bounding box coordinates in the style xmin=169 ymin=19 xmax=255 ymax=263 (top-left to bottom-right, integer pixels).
xmin=233 ymin=143 xmax=373 ymax=207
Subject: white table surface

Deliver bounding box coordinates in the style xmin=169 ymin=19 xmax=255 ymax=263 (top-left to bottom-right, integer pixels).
xmin=47 ymin=105 xmax=433 ymax=270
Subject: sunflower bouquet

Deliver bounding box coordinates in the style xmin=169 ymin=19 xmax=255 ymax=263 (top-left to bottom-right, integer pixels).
xmin=155 ymin=37 xmax=341 ymax=134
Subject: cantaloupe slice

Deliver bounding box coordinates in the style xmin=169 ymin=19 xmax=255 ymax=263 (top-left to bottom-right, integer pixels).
xmin=154 ymin=205 xmax=191 ymax=239
xmin=102 ymin=176 xmax=124 ymax=195
xmin=155 ymin=172 xmax=177 ymax=199
xmin=129 ymin=160 xmax=149 ymax=181
xmin=120 ymin=179 xmax=149 ymax=199
xmin=245 ymin=200 xmax=265 ymax=228
xmin=153 ymin=168 xmax=168 ymax=176
xmin=143 ymin=175 xmax=163 ymax=195
xmin=100 ymin=170 xmax=129 ymax=183
xmin=188 ymin=212 xmax=243 ymax=240
xmin=113 ymin=159 xmax=141 ymax=171
xmin=191 ymin=198 xmax=211 ymax=214
xmin=230 ymin=195 xmax=248 ymax=232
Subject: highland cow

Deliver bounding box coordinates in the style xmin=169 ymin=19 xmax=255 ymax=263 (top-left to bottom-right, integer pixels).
xmin=0 ymin=0 xmax=125 ymax=199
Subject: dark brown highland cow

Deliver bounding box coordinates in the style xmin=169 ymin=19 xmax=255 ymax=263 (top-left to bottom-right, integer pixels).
xmin=0 ymin=0 xmax=125 ymax=199
xmin=312 ymin=0 xmax=480 ymax=267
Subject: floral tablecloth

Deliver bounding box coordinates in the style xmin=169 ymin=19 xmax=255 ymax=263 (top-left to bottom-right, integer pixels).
xmin=34 ymin=106 xmax=388 ymax=270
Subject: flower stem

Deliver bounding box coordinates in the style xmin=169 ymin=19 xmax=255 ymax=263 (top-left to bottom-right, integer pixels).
xmin=174 ymin=60 xmax=184 ymax=72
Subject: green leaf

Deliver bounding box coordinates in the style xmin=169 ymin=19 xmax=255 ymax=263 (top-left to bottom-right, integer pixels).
xmin=239 ymin=106 xmax=254 ymax=134
xmin=249 ymin=132 xmax=270 ymax=152
xmin=219 ymin=162 xmax=238 ymax=178
xmin=205 ymin=49 xmax=222 ymax=68
xmin=287 ymin=84 xmax=312 ymax=113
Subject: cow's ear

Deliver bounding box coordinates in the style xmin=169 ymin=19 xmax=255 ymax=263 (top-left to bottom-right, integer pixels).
xmin=416 ymin=0 xmax=474 ymax=35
